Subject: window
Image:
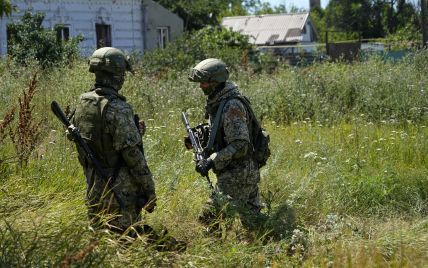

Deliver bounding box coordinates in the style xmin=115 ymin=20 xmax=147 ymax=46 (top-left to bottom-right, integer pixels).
xmin=96 ymin=23 xmax=112 ymax=48
xmin=56 ymin=25 xmax=70 ymax=41
xmin=157 ymin=27 xmax=169 ymax=48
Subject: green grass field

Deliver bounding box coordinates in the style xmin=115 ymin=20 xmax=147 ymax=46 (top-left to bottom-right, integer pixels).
xmin=0 ymin=52 xmax=427 ymax=267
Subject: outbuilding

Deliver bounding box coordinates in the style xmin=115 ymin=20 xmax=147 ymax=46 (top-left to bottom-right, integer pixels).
xmin=222 ymin=12 xmax=319 ymax=60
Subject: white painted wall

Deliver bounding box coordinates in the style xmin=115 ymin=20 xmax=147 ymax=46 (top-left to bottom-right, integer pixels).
xmin=0 ymin=0 xmax=144 ymax=56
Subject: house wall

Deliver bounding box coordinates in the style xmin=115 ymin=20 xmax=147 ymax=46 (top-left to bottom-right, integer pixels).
xmin=301 ymin=18 xmax=315 ymax=43
xmin=0 ymin=0 xmax=144 ymax=56
xmin=142 ymin=0 xmax=183 ymax=50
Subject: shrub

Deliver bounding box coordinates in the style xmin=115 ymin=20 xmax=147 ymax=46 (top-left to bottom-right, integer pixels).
xmin=138 ymin=26 xmax=275 ymax=75
xmin=7 ymin=10 xmax=83 ymax=68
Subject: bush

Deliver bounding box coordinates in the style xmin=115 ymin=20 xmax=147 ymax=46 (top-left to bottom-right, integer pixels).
xmin=7 ymin=10 xmax=82 ymax=68
xmin=138 ymin=26 xmax=275 ymax=75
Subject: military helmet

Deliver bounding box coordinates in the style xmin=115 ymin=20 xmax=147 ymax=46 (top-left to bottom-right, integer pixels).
xmin=188 ymin=58 xmax=229 ymax=83
xmin=88 ymin=47 xmax=132 ymax=75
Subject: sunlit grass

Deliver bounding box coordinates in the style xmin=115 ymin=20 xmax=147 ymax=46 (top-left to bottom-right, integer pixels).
xmin=0 ymin=52 xmax=427 ymax=266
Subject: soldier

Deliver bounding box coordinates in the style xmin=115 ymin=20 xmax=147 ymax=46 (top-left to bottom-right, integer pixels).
xmin=70 ymin=47 xmax=156 ymax=235
xmin=186 ymin=58 xmax=265 ymax=221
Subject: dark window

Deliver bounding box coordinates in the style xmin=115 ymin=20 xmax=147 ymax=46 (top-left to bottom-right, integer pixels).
xmin=56 ymin=25 xmax=70 ymax=41
xmin=96 ymin=24 xmax=112 ymax=48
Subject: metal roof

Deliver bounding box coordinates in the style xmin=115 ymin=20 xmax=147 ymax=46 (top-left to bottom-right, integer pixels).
xmin=221 ymin=12 xmax=309 ymax=45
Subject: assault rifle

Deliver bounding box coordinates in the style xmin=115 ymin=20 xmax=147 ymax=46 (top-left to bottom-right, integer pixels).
xmin=50 ymin=100 xmax=125 ymax=209
xmin=181 ymin=112 xmax=213 ymax=189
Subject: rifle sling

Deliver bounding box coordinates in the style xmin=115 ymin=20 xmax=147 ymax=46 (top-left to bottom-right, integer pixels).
xmin=206 ymin=99 xmax=227 ymax=153
xmin=207 ymin=95 xmax=260 ymax=152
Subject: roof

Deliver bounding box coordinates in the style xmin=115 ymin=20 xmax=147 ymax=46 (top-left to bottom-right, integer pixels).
xmin=221 ymin=12 xmax=310 ymax=45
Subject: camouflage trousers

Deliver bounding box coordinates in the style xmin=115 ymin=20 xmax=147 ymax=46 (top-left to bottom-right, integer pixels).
xmin=84 ymin=167 xmax=144 ymax=233
xmin=215 ymin=157 xmax=262 ymax=210
xmin=200 ymin=158 xmax=263 ymax=224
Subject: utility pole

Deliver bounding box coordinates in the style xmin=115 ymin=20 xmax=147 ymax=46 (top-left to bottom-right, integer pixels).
xmin=423 ymin=0 xmax=428 ymax=47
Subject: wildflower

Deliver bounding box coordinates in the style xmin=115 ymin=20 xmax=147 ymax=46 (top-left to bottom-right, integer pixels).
xmin=304 ymin=152 xmax=317 ymax=159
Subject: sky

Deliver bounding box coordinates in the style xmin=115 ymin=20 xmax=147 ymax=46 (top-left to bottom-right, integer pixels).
xmin=265 ymin=0 xmax=419 ymax=10
xmin=264 ymin=0 xmax=329 ymax=10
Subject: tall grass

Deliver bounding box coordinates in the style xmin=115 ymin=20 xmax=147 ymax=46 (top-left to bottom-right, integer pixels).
xmin=0 ymin=52 xmax=427 ymax=266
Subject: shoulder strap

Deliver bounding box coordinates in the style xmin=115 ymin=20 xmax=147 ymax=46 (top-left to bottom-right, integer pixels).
xmin=206 ymin=99 xmax=228 ymax=152
xmin=235 ymin=95 xmax=261 ymax=129
xmin=206 ymin=95 xmax=261 ymax=152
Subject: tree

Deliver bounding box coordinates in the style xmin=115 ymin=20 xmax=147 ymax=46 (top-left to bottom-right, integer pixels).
xmin=153 ymin=0 xmax=291 ymax=31
xmin=7 ymin=11 xmax=83 ymax=68
xmin=323 ymin=0 xmax=420 ymax=39
xmin=325 ymin=0 xmax=372 ymax=37
xmin=0 ymin=0 xmax=13 ymax=18
xmin=154 ymin=0 xmax=233 ymax=31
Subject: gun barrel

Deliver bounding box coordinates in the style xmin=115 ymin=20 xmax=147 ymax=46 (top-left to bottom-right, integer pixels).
xmin=182 ymin=112 xmax=204 ymax=160
xmin=181 ymin=112 xmax=188 ymax=126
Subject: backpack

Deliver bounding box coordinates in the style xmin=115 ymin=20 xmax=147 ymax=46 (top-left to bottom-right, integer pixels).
xmin=207 ymin=95 xmax=271 ymax=167
xmin=238 ymin=96 xmax=271 ymax=167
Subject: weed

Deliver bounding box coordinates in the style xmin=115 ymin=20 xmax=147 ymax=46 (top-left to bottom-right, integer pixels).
xmin=8 ymin=72 xmax=44 ymax=166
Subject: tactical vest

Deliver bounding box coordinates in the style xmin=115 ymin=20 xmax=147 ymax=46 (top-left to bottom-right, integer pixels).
xmin=208 ymin=95 xmax=270 ymax=167
xmin=206 ymin=95 xmax=254 ymax=152
xmin=72 ymin=88 xmax=120 ymax=169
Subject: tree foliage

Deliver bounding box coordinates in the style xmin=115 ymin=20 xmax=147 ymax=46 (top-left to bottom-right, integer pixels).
xmin=7 ymin=10 xmax=83 ymax=68
xmin=153 ymin=0 xmax=299 ymax=31
xmin=0 ymin=0 xmax=13 ymax=18
xmin=139 ymin=26 xmax=255 ymax=74
xmin=322 ymin=0 xmax=421 ymax=40
xmin=154 ymin=0 xmax=421 ymax=44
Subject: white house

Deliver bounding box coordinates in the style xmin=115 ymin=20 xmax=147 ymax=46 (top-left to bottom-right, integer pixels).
xmin=0 ymin=0 xmax=183 ymax=56
xmin=221 ymin=12 xmax=318 ymax=53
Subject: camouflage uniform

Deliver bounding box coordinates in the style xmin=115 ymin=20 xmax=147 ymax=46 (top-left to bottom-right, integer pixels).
xmin=205 ymin=82 xmax=262 ymax=210
xmin=72 ymin=47 xmax=156 ymax=233
xmin=188 ymin=58 xmax=264 ymax=222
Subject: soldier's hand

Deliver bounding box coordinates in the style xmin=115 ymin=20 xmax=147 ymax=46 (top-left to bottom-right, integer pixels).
xmin=144 ymin=194 xmax=157 ymax=213
xmin=195 ymin=158 xmax=213 ymax=177
xmin=183 ymin=136 xmax=193 ymax=150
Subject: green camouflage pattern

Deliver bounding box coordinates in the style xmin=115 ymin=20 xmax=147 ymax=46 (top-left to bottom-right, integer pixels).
xmin=205 ymin=82 xmax=262 ymax=209
xmin=188 ymin=58 xmax=229 ymax=83
xmin=88 ymin=47 xmax=132 ymax=75
xmin=73 ymin=86 xmax=155 ymax=232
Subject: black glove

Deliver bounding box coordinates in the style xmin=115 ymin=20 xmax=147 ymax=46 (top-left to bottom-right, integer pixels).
xmin=195 ymin=158 xmax=213 ymax=177
xmin=183 ymin=136 xmax=193 ymax=150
